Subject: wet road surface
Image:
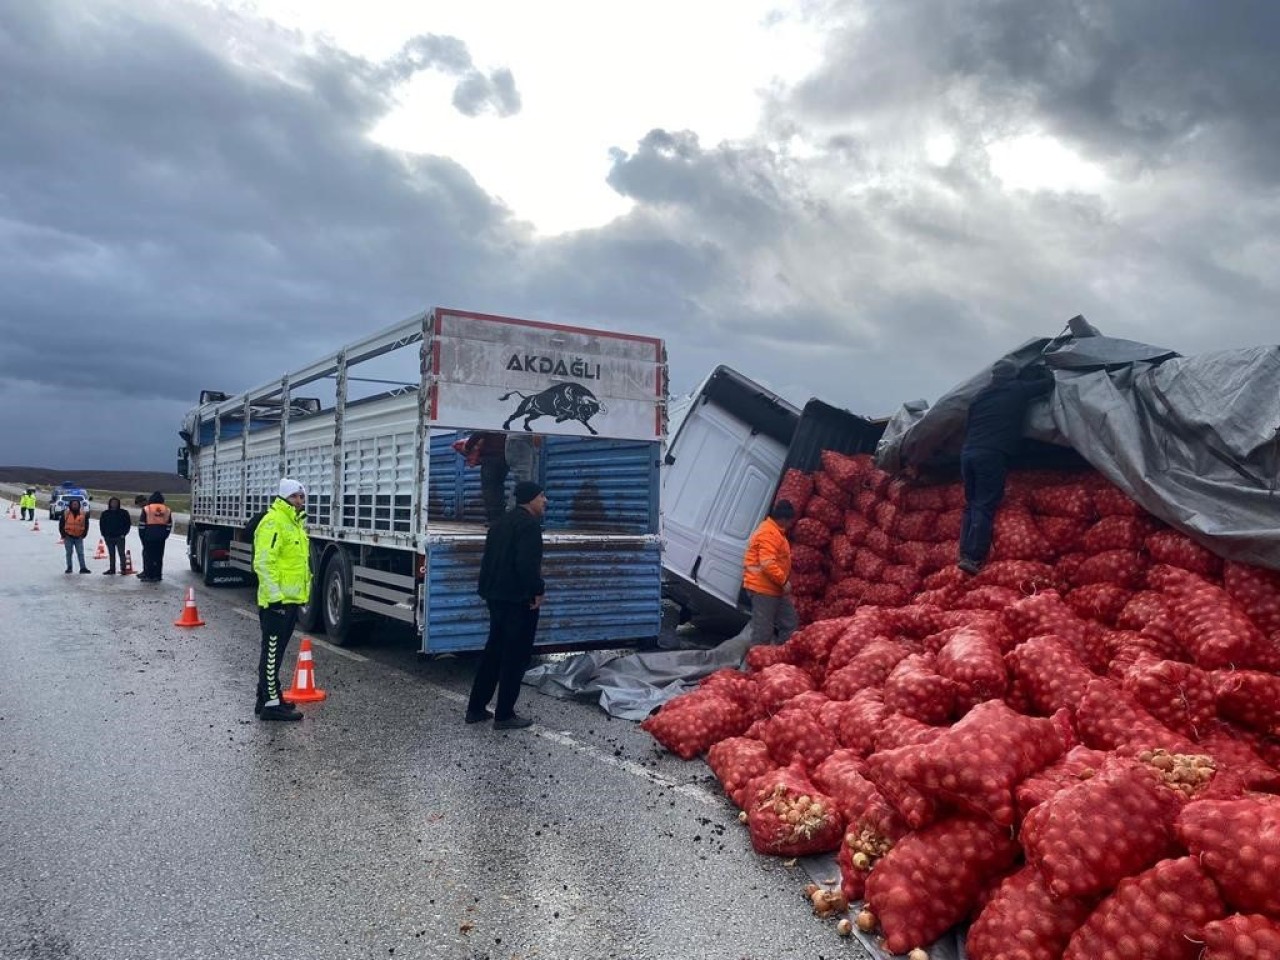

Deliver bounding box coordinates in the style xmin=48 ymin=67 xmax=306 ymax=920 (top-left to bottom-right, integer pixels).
xmin=0 ymin=503 xmax=868 ymax=960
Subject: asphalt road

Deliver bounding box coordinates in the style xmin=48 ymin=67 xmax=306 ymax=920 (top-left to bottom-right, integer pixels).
xmin=0 ymin=499 xmax=869 ymax=960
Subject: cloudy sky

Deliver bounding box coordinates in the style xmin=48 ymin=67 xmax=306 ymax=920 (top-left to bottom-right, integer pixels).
xmin=2 ymin=0 xmax=1277 ymax=470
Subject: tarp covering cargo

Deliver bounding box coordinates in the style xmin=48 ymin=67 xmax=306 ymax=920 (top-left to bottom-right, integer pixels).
xmin=876 ymin=324 xmax=1280 ymax=572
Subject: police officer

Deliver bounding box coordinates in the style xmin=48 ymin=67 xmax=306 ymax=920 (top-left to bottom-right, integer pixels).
xmin=137 ymin=491 xmax=173 ymax=581
xmin=253 ymin=479 xmax=312 ymax=721
xmin=20 ymin=488 xmax=36 ymax=521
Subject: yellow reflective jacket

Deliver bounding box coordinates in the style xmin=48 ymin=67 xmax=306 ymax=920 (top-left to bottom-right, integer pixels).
xmin=253 ymin=498 xmax=311 ymax=607
xmin=20 ymin=493 xmax=36 ymax=509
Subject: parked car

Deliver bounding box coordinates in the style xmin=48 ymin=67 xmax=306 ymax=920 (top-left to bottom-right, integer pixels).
xmin=50 ymin=487 xmax=90 ymax=520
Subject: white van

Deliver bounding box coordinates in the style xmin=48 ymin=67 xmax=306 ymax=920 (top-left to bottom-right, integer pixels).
xmin=661 ymin=366 xmax=801 ymax=621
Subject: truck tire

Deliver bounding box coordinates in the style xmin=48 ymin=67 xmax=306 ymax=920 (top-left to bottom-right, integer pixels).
xmin=296 ymin=546 xmax=325 ymax=633
xmin=200 ymin=537 xmax=220 ymax=587
xmin=189 ymin=531 xmax=203 ymax=573
xmin=321 ymin=549 xmax=364 ymax=646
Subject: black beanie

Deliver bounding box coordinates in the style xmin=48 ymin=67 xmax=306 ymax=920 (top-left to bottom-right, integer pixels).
xmin=514 ymin=481 xmax=544 ymax=505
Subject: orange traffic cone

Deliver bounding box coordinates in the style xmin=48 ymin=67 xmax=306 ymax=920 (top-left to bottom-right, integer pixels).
xmin=93 ymin=538 xmax=108 ymax=560
xmin=174 ymin=587 xmax=206 ymax=627
xmin=32 ymin=519 xmax=40 ymax=532
xmin=7 ymin=504 xmax=14 ymax=519
xmin=122 ymin=550 xmax=136 ymax=575
xmin=282 ymin=637 xmax=327 ymax=703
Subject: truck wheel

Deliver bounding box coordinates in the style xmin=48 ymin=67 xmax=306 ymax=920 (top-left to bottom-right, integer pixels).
xmin=296 ymin=547 xmax=325 ymax=633
xmin=200 ymin=537 xmax=220 ymax=587
xmin=321 ymin=550 xmax=363 ymax=646
xmin=189 ymin=532 xmax=203 ymax=573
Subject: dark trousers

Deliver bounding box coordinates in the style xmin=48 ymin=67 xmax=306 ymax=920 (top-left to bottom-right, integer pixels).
xmin=479 ymin=459 xmax=509 ymax=525
xmin=140 ymin=534 xmax=167 ymax=579
xmin=105 ymin=536 xmax=126 ymax=571
xmin=21 ymin=507 xmax=33 ymax=521
xmin=468 ymin=600 xmax=539 ymax=720
xmin=960 ymin=447 xmax=1009 ymax=564
xmin=257 ymin=603 xmax=300 ymax=706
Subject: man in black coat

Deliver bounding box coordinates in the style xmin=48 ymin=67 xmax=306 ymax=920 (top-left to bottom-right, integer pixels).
xmin=466 ymin=480 xmax=547 ymax=729
xmin=97 ymin=497 xmax=132 ymax=574
xmin=958 ymin=359 xmax=1055 ymax=574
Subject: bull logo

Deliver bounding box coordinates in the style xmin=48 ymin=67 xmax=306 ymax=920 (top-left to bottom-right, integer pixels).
xmin=500 ymin=382 xmax=606 ymax=435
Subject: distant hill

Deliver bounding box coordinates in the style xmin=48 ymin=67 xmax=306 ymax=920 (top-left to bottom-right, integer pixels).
xmin=0 ymin=467 xmax=189 ymax=494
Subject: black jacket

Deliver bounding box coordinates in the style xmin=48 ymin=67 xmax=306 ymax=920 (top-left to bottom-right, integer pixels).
xmin=962 ymin=371 xmax=1054 ymax=458
xmin=98 ymin=507 xmax=132 ymax=539
xmin=477 ymin=506 xmax=545 ymax=603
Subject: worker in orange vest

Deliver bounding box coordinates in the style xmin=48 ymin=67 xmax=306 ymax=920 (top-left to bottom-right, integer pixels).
xmin=59 ymin=499 xmax=92 ymax=574
xmin=138 ymin=491 xmax=174 ymax=582
xmin=742 ymin=500 xmax=798 ymax=646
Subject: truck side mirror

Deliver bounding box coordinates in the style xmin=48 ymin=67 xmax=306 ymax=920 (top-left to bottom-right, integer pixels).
xmin=177 ymin=447 xmax=190 ymax=480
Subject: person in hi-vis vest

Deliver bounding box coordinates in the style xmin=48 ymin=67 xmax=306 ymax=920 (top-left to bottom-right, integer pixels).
xmin=59 ymin=498 xmax=92 ymax=574
xmin=137 ymin=491 xmax=173 ymax=582
xmin=253 ymin=478 xmax=312 ymax=722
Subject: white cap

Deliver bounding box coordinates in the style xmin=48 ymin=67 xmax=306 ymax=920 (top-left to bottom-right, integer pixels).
xmin=278 ymin=478 xmax=306 ymax=499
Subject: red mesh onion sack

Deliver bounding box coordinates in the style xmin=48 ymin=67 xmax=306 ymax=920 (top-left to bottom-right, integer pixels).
xmin=875 ymin=711 xmax=945 ymax=751
xmin=1062 ymin=856 xmax=1226 ymax=960
xmin=744 ymin=763 xmax=844 ymax=857
xmin=935 ymin=625 xmax=1009 ymax=712
xmin=896 ymin=509 xmax=938 ymax=542
xmin=823 ymin=637 xmax=910 ymax=699
xmin=1151 ymin=564 xmax=1277 ymax=670
xmin=1145 ymin=529 xmax=1223 ymax=578
xmin=903 ymin=484 xmax=948 ymax=512
xmin=1224 ymin=560 xmax=1280 ymax=635
xmin=819 ymin=450 xmax=871 ymax=490
xmin=813 ymin=471 xmax=852 ymax=510
xmin=1088 ymin=480 xmax=1146 ymax=517
xmin=842 ymin=510 xmax=871 ymax=544
xmin=1080 ymin=515 xmax=1158 ymax=553
xmin=1003 ymin=589 xmax=1090 ymax=647
xmin=1201 ymin=913 xmax=1280 ymax=960
xmin=1022 ymin=757 xmax=1183 ymax=898
xmin=790 ymin=542 xmax=826 ymax=574
xmin=1034 ymin=515 xmax=1091 ymax=553
xmin=784 ymin=618 xmax=851 ymax=670
xmin=775 ymin=468 xmax=813 ymax=516
xmin=850 ymin=547 xmax=887 ymax=582
xmin=1074 ymin=679 xmax=1198 ymax=754
xmin=790 ymin=569 xmax=828 ymax=598
xmin=1005 ymin=634 xmax=1096 ymax=715
xmin=1196 ymin=724 xmax=1280 ymax=791
xmin=824 ymin=608 xmax=895 ymax=673
xmin=698 ymin=669 xmax=762 ymax=720
xmin=834 ymin=687 xmax=889 ymax=755
xmin=989 ymin=506 xmax=1053 ymax=562
xmin=791 ymin=517 xmax=831 ymax=549
xmin=1121 ymin=654 xmax=1216 ymax=738
xmin=933 ymin=508 xmax=964 ymax=541
xmin=828 ymin=532 xmax=857 ymax=571
xmin=872 ymin=500 xmax=899 ymax=536
xmin=752 ymin=663 xmax=815 ymax=714
xmin=1212 ymin=669 xmax=1280 ymax=734
xmin=1116 ymin=590 xmax=1174 ymax=630
xmin=967 ymin=865 xmax=1096 ymax=960
xmin=1175 ymin=794 xmax=1280 ymax=916
xmin=804 ymin=494 xmax=844 ymax=531
xmin=863 ymin=747 xmax=939 ymax=830
xmin=744 ymin=643 xmax=794 ymax=672
xmin=880 ymin=700 xmax=1067 ymax=825
xmin=954 ymin=585 xmax=1023 ymax=612
xmin=1030 ymin=482 xmax=1095 ymax=519
xmin=1065 ymin=583 xmax=1133 ymax=626
xmin=861 ymin=583 xmax=911 ymax=607
xmin=758 ymin=705 xmax=838 ymax=770
xmin=852 ymin=488 xmax=878 ymax=517
xmin=1014 ymin=744 xmax=1111 ymax=818
xmin=811 ymin=749 xmax=879 ymax=822
xmin=824 ymin=575 xmax=872 ymax=605
xmin=706 ymin=737 xmax=776 ymax=807
xmin=1070 ymin=548 xmax=1147 ymax=590
xmin=640 ymin=691 xmax=751 ymax=759
xmin=972 ymin=559 xmax=1057 ymax=593
xmin=883 ymin=654 xmax=957 ymax=725
xmin=864 ymin=814 xmax=1021 ymax=955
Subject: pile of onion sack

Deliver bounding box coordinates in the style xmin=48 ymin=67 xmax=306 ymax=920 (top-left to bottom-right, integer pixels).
xmin=642 ymin=451 xmax=1280 ymax=959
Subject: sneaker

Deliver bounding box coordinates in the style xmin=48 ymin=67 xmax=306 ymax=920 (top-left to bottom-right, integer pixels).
xmin=64 ymin=569 xmax=72 ymax=574
xmin=957 ymin=557 xmax=981 ymax=575
xmin=493 ymin=713 xmax=533 ymax=730
xmin=464 ymin=708 xmax=493 ymax=724
xmin=79 ymin=568 xmax=91 ymax=574
xmin=258 ymin=703 xmax=303 ymax=722
xmin=103 ymin=569 xmax=115 ymax=575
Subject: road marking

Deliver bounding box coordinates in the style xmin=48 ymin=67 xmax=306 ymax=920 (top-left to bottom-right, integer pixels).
xmin=419 ymin=680 xmax=722 ymax=809
xmin=229 ymin=606 xmax=368 ymax=661
xmin=229 ymin=599 xmax=718 ymax=807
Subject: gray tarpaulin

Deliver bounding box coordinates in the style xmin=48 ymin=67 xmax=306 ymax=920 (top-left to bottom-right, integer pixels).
xmin=522 ymin=628 xmax=756 ymax=721
xmin=877 ymin=327 xmax=1280 ymax=572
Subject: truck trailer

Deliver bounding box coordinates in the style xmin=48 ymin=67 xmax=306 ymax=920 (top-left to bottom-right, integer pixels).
xmin=178 ymin=307 xmax=667 ymax=652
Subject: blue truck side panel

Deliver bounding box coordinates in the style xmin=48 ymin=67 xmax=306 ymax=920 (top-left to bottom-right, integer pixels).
xmin=423 ymin=537 xmax=663 ymax=653
xmin=427 ymin=432 xmax=659 ymax=534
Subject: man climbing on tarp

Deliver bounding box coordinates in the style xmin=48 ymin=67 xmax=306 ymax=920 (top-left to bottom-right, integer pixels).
xmin=957 ymin=359 xmax=1055 ymax=574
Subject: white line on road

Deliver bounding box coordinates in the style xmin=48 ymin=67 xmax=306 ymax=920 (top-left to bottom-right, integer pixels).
xmin=229 ymin=606 xmax=368 ymax=661
xmin=228 ymin=602 xmax=720 ymax=808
